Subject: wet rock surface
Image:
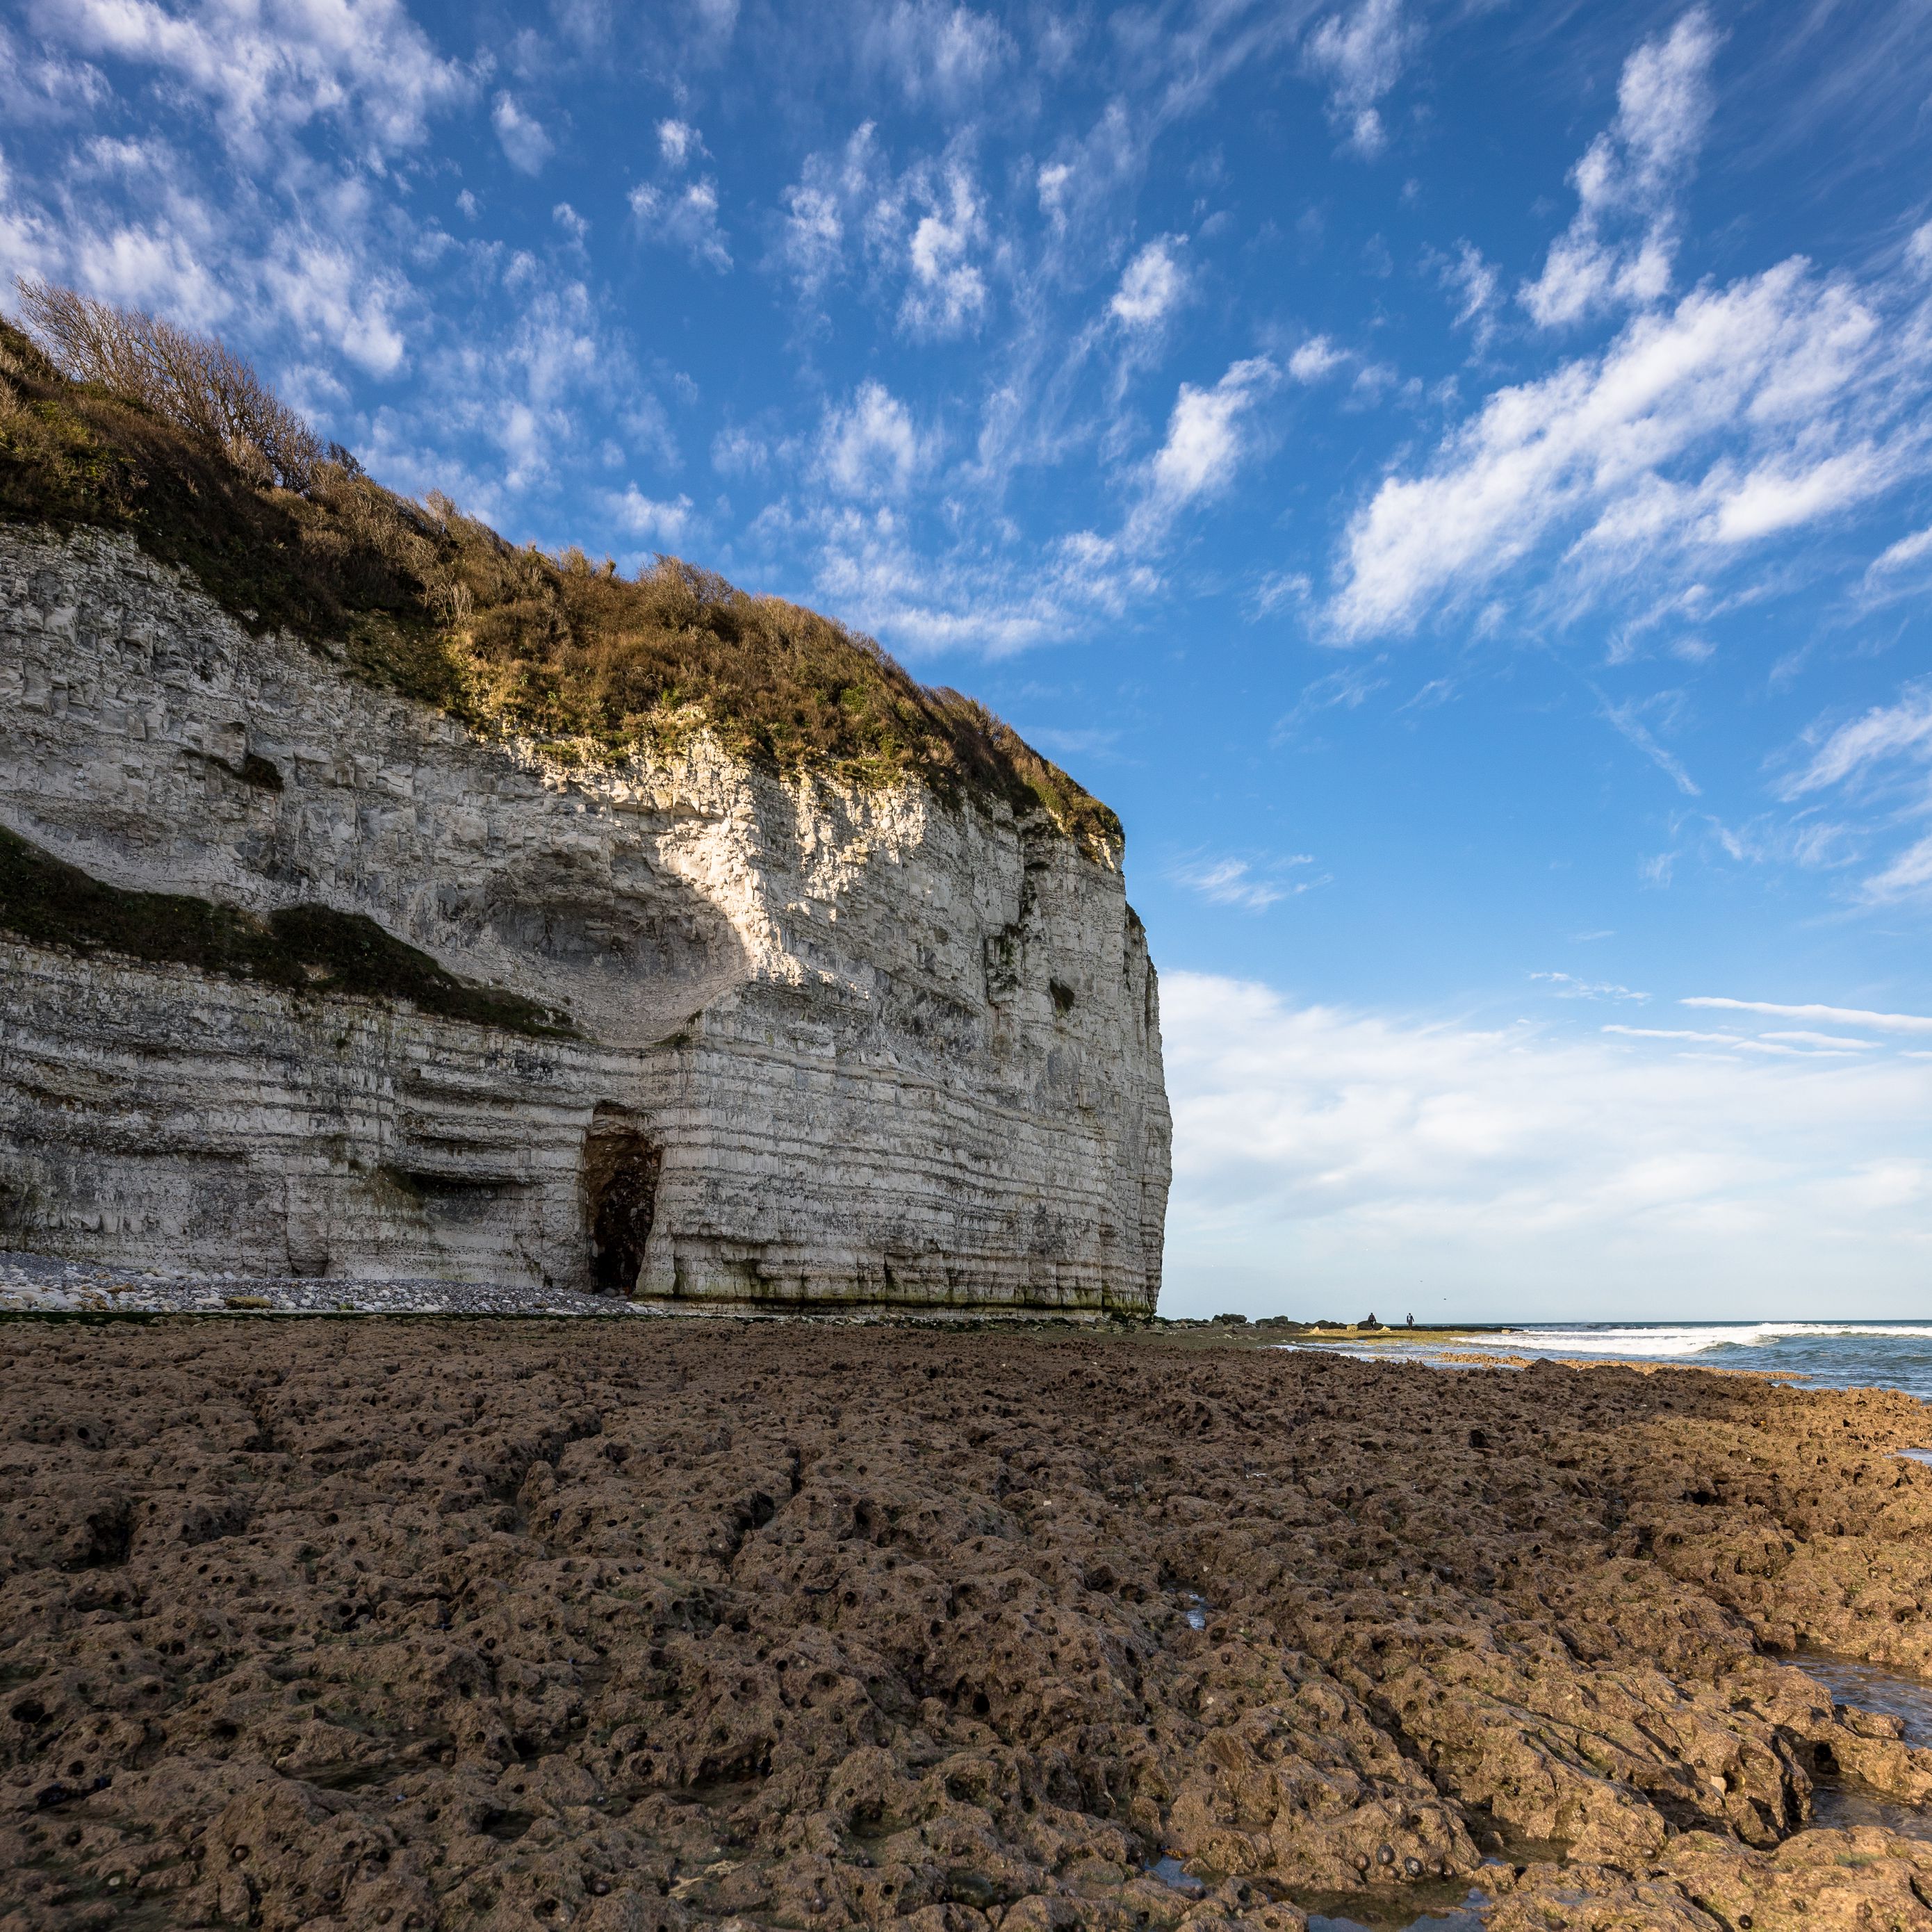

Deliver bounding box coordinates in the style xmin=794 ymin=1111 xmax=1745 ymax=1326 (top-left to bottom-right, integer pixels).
xmin=3 ymin=1323 xmax=1932 ymax=1931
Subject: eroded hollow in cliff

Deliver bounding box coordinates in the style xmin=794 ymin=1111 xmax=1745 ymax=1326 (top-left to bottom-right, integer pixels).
xmin=584 ymin=1124 xmax=662 ymax=1293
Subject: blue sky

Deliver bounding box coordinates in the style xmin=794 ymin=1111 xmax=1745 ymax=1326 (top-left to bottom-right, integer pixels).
xmin=6 ymin=0 xmax=1932 ymax=1318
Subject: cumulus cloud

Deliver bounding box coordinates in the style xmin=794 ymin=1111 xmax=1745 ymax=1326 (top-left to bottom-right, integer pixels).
xmin=776 ymin=124 xmax=877 ymax=301
xmin=630 ymin=175 xmax=730 ymax=270
xmin=819 ymin=381 xmax=928 ymax=500
xmin=630 ymin=117 xmax=730 ymax=270
xmin=609 ymin=486 xmax=697 ymax=545
xmin=899 ymin=162 xmax=986 ymax=336
xmin=492 ymin=92 xmax=554 ymax=174
xmin=1161 ymin=970 xmax=1932 ymax=1316
xmin=1287 ymin=335 xmax=1347 ymax=382
xmin=1329 ymin=256 xmax=1927 ymax=639
xmin=36 ymin=0 xmax=470 ymax=156
xmin=1110 ymin=237 xmax=1188 ymax=329
xmin=773 ymin=134 xmax=985 ymax=334
xmin=1131 ymin=356 xmax=1279 ymax=544
xmin=1302 ymin=0 xmax=1415 ymax=156
xmin=657 ymin=118 xmax=701 ymax=167
xmin=1521 ymin=9 xmax=1720 ymax=329
xmin=860 ymin=1 xmax=1011 ymax=108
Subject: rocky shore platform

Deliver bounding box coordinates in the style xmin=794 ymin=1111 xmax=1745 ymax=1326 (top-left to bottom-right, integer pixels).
xmin=5 ymin=1322 xmax=1932 ymax=1932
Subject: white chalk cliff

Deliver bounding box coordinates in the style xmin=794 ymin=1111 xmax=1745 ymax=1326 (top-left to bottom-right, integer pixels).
xmin=0 ymin=524 xmax=1170 ymax=1313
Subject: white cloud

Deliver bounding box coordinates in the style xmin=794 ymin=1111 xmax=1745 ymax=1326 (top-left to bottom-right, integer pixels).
xmin=774 ymin=133 xmax=985 ymax=334
xmin=1781 ymin=680 xmax=1932 ymax=796
xmin=1861 ymin=836 xmax=1932 ymax=901
xmin=776 ymin=125 xmax=877 ymax=300
xmin=630 ymin=119 xmax=729 ymax=270
xmin=1600 ymin=1025 xmax=1832 ymax=1055
xmin=1303 ymin=0 xmax=1416 ymax=156
xmin=261 ymin=234 xmax=409 ymax=374
xmin=1531 ymin=972 xmax=1648 ymax=1001
xmin=1170 ymin=855 xmax=1318 ymax=911
xmin=762 ymin=499 xmax=1157 ymax=660
xmin=610 ymin=486 xmax=696 ymax=545
xmin=1161 ymin=970 xmax=1932 ymax=1318
xmin=1867 ymin=523 xmax=1932 ymax=578
xmin=819 ymin=381 xmax=928 ymax=500
xmin=1771 ymin=680 xmax=1932 ymax=901
xmin=1273 ymin=661 xmax=1386 ymax=738
xmin=1441 ymin=240 xmax=1500 ymax=349
xmin=1329 ymin=255 xmax=1927 ymax=639
xmin=899 ymin=163 xmax=985 ymax=336
xmin=711 ymin=425 xmax=768 ymax=476
xmin=657 ymin=117 xmax=701 ymax=168
xmin=1597 ymin=691 xmax=1701 ymax=795
xmin=1683 ymin=996 xmax=1932 ymax=1035
xmin=630 ymin=173 xmax=731 ymax=271
xmin=1288 ymin=335 xmax=1347 ymax=382
xmin=1131 ymin=356 xmax=1279 ymax=543
xmin=1522 ymin=9 xmax=1720 ymax=329
xmin=37 ymin=0 xmax=470 ymax=156
xmin=860 ymin=1 xmax=1011 ymax=108
xmin=1111 ymin=237 xmax=1188 ymax=329
xmin=492 ymin=92 xmax=554 ymax=174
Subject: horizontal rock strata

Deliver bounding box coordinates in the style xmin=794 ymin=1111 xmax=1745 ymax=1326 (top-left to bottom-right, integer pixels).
xmin=0 ymin=523 xmax=1168 ymax=1311
xmin=3 ymin=1328 xmax=1932 ymax=1930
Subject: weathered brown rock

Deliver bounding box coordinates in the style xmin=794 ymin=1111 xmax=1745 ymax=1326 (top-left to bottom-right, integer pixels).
xmin=1 ymin=1327 xmax=1931 ymax=1931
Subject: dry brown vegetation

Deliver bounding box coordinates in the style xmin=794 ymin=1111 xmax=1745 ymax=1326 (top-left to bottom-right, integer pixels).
xmin=0 ymin=288 xmax=1119 ymax=857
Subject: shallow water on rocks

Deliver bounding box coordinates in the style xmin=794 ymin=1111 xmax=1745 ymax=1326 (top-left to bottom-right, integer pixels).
xmin=1797 ymin=1651 xmax=1932 ymax=1841
xmin=1301 ymin=1890 xmax=1487 ymax=1932
xmin=1800 ymin=1652 xmax=1932 ymax=1745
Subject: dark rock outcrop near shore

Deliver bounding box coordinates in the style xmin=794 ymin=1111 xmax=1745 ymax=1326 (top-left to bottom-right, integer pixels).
xmin=3 ymin=1325 xmax=1932 ymax=1931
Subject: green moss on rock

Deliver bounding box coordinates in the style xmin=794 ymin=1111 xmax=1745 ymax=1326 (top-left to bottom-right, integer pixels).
xmin=0 ymin=824 xmax=575 ymax=1038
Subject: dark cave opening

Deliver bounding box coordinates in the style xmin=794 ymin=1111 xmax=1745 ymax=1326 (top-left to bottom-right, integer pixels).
xmin=584 ymin=1128 xmax=662 ymax=1294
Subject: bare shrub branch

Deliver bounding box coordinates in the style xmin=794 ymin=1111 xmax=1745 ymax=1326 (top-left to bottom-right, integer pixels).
xmin=14 ymin=277 xmax=321 ymax=490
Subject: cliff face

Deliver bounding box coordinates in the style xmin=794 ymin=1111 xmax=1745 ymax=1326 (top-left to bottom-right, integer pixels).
xmin=0 ymin=523 xmax=1170 ymax=1313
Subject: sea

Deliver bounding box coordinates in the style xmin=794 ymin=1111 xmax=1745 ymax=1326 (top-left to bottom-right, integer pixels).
xmin=1293 ymin=1322 xmax=1932 ymax=1405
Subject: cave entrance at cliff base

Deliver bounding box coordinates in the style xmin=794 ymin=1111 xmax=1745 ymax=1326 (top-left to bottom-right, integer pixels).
xmin=584 ymin=1127 xmax=662 ymax=1293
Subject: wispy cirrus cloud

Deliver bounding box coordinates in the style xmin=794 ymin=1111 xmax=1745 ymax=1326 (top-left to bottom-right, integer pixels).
xmin=1780 ymin=680 xmax=1932 ymax=797
xmin=1170 ymin=853 xmax=1321 ymax=911
xmin=1327 ymin=255 xmax=1928 ymax=640
xmin=630 ymin=117 xmax=730 ymax=269
xmin=1302 ymin=0 xmax=1416 ymax=157
xmin=1683 ymin=995 xmax=1932 ymax=1034
xmin=1522 ymin=9 xmax=1721 ymax=329
xmin=1127 ymin=355 xmax=1279 ymax=546
xmin=33 ymin=0 xmax=471 ymax=156
xmin=1532 ymin=972 xmax=1648 ymax=1001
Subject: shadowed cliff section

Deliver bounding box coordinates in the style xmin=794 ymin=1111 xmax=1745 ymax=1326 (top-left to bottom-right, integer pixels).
xmin=0 ymin=825 xmax=577 ymax=1040
xmin=0 ymin=297 xmax=1120 ymax=858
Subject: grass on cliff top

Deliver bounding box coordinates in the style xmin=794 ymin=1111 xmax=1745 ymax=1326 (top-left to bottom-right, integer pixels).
xmin=0 ymin=824 xmax=577 ymax=1039
xmin=0 ymin=307 xmax=1120 ymax=859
